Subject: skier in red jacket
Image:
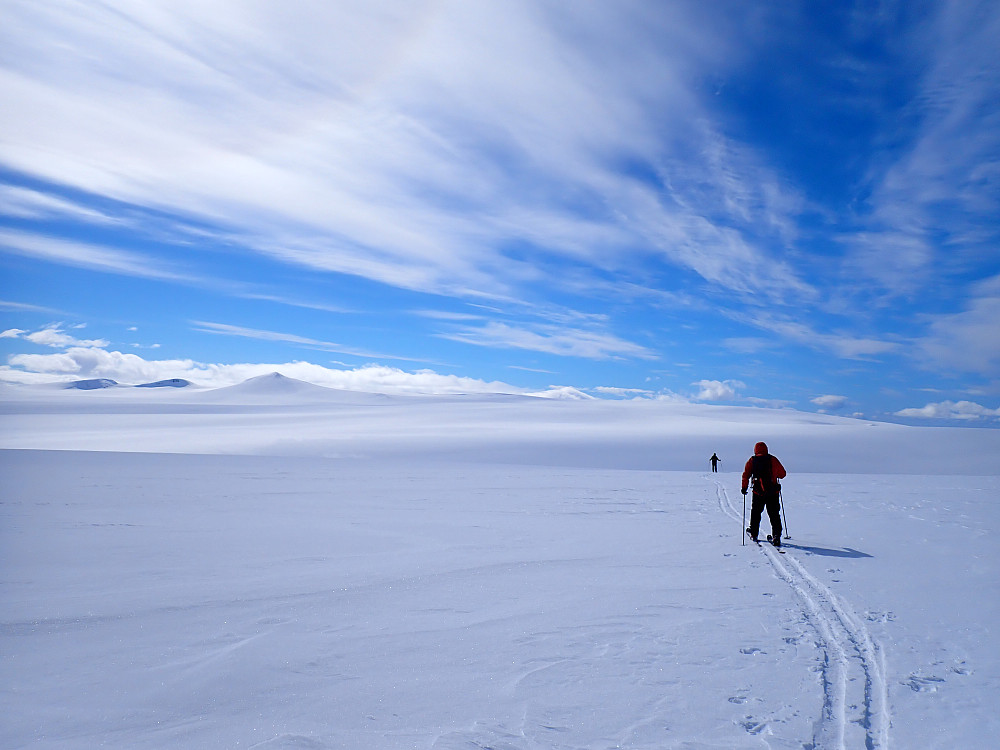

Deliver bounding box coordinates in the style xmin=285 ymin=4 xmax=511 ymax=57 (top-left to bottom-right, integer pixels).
xmin=742 ymin=441 xmax=786 ymax=547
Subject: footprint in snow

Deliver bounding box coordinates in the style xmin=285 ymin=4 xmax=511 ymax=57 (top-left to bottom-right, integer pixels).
xmin=741 ymin=717 xmax=768 ymax=735
xmin=904 ymin=674 xmax=945 ymax=692
xmin=865 ymin=610 xmax=896 ymax=623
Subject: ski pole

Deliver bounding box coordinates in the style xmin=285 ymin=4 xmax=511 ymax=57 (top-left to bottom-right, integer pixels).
xmin=742 ymin=488 xmax=746 ymax=546
xmin=779 ymin=486 xmax=789 ymax=539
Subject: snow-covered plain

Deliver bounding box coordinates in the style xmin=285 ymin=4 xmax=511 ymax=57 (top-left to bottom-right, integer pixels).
xmin=2 ymin=374 xmax=998 ymax=749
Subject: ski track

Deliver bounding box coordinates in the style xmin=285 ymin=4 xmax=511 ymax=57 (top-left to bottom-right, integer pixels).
xmin=714 ymin=479 xmax=890 ymax=749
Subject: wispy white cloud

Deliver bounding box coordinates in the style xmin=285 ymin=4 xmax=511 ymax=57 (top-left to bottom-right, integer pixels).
xmin=916 ymin=275 xmax=1000 ymax=376
xmin=0 ymin=185 xmax=120 ymax=223
xmin=722 ymin=337 xmax=773 ymax=355
xmin=508 ymin=365 xmax=557 ymax=375
xmin=438 ymin=321 xmax=656 ymax=361
xmin=737 ymin=311 xmax=899 ymax=360
xmin=412 ymin=309 xmax=485 ymax=322
xmin=0 ymin=1 xmax=810 ymax=306
xmin=191 ymin=321 xmax=432 ymax=363
xmin=0 ymin=299 xmax=68 ymax=315
xmin=241 ymin=293 xmax=356 ymax=315
xmin=0 ymin=229 xmax=194 ymax=283
xmin=837 ymin=230 xmax=936 ymax=299
xmin=841 ymin=1 xmax=1000 ymax=297
xmin=0 ymin=228 xmax=371 ymax=314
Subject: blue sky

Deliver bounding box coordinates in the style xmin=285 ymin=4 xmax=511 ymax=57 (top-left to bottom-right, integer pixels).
xmin=1 ymin=1 xmax=998 ymax=422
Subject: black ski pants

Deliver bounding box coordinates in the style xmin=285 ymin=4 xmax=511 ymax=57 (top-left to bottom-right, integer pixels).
xmin=749 ymin=489 xmax=781 ymax=539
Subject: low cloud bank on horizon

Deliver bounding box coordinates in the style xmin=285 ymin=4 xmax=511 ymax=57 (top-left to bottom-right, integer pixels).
xmin=2 ymin=323 xmax=997 ymax=423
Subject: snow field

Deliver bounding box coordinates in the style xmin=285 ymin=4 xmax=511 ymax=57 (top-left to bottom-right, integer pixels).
xmin=1 ymin=379 xmax=998 ymax=748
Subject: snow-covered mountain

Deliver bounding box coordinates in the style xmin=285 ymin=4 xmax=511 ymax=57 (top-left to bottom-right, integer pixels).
xmin=135 ymin=378 xmax=192 ymax=388
xmin=65 ymin=377 xmax=119 ymax=389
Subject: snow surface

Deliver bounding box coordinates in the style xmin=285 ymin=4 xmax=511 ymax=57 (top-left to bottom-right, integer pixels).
xmin=1 ymin=376 xmax=998 ymax=749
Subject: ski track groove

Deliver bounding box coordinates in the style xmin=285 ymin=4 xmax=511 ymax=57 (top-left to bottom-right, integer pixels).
xmin=714 ymin=479 xmax=890 ymax=750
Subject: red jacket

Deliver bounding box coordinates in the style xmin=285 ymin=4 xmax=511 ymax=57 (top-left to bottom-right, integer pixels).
xmin=741 ymin=441 xmax=786 ymax=493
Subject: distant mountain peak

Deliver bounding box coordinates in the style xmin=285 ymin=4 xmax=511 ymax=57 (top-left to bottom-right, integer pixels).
xmin=136 ymin=378 xmax=192 ymax=388
xmin=66 ymin=378 xmax=119 ymax=390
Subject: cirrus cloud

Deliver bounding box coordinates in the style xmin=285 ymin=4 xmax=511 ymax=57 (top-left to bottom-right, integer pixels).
xmin=438 ymin=321 xmax=656 ymax=361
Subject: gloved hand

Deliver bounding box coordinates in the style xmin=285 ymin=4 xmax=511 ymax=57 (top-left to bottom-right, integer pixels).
xmin=741 ymin=488 xmax=747 ymax=495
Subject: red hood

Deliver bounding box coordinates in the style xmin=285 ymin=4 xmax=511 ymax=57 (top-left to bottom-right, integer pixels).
xmin=754 ymin=441 xmax=769 ymax=455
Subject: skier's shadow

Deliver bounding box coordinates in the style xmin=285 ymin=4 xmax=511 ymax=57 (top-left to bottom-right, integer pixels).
xmin=782 ymin=542 xmax=873 ymax=559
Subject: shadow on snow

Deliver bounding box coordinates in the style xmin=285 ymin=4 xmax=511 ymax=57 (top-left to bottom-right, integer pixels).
xmin=783 ymin=542 xmax=874 ymax=559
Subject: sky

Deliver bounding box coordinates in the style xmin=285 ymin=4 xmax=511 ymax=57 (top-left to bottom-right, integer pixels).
xmin=1 ymin=0 xmax=998 ymax=423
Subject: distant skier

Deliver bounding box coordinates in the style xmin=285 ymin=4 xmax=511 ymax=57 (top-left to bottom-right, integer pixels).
xmin=710 ymin=453 xmax=720 ymax=472
xmin=741 ymin=441 xmax=786 ymax=547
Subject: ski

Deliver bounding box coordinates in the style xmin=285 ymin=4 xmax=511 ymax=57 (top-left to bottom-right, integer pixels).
xmin=747 ymin=528 xmax=784 ymax=552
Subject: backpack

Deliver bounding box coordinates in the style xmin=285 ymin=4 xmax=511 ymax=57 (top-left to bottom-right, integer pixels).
xmin=751 ymin=453 xmax=775 ymax=494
